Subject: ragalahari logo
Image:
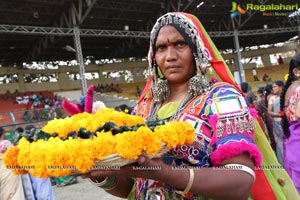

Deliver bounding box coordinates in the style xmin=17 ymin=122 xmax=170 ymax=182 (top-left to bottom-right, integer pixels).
xmin=230 ymin=2 xmax=246 ymax=18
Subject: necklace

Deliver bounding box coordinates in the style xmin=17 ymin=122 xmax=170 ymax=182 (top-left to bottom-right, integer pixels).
xmin=149 ymin=93 xmax=192 ymax=121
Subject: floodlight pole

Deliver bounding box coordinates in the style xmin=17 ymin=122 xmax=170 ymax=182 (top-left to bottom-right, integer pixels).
xmin=73 ymin=26 xmax=87 ymax=95
xmin=232 ymin=19 xmax=246 ymax=84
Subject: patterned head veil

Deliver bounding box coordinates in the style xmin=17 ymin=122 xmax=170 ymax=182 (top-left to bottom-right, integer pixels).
xmin=140 ymin=12 xmax=241 ymax=103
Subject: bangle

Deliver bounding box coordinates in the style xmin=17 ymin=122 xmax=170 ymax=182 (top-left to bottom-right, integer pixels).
xmin=104 ymin=176 xmax=119 ymax=191
xmin=224 ymin=164 xmax=256 ymax=181
xmin=89 ymin=176 xmax=117 ymax=190
xmin=176 ymin=168 xmax=194 ymax=196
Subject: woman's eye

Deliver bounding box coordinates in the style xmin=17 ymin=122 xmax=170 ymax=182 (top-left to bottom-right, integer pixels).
xmin=176 ymin=41 xmax=187 ymax=47
xmin=156 ymin=45 xmax=165 ymax=51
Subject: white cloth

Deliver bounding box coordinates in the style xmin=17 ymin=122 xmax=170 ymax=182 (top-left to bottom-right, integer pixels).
xmin=0 ymin=154 xmax=26 ymax=200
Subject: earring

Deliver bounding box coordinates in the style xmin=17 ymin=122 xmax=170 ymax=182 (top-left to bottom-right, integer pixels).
xmin=188 ymin=73 xmax=210 ymax=96
xmin=152 ymin=78 xmax=169 ymax=103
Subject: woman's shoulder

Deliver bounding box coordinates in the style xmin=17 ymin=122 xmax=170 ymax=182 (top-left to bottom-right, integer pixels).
xmin=210 ymin=82 xmax=242 ymax=96
xmin=290 ymin=81 xmax=300 ymax=92
xmin=268 ymin=94 xmax=276 ymax=102
xmin=286 ymin=81 xmax=300 ymax=101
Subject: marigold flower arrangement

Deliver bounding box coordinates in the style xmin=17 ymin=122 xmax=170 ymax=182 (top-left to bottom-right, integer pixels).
xmin=3 ymin=108 xmax=195 ymax=178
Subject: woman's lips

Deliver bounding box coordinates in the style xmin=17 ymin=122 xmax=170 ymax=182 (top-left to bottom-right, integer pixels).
xmin=166 ymin=65 xmax=180 ymax=70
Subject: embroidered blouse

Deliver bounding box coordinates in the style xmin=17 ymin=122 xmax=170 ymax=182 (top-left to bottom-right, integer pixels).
xmin=131 ymin=82 xmax=262 ymax=200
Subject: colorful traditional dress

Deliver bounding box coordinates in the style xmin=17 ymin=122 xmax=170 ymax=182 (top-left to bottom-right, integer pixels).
xmin=131 ymin=82 xmax=261 ymax=199
xmin=284 ymin=82 xmax=300 ymax=194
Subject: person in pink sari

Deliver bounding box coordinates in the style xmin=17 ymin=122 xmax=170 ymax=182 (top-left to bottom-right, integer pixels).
xmin=280 ymin=54 xmax=300 ymax=194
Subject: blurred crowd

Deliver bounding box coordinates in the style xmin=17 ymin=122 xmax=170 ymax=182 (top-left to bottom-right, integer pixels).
xmin=94 ymin=83 xmax=122 ymax=93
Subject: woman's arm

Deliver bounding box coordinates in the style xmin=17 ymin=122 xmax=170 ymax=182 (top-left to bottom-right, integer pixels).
xmin=85 ymin=153 xmax=254 ymax=200
xmin=267 ymin=95 xmax=275 ymax=117
xmin=143 ymin=153 xmax=254 ymax=200
xmin=102 ymin=176 xmax=134 ymax=198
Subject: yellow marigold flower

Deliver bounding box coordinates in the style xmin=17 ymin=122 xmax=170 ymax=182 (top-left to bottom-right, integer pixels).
xmin=115 ymin=131 xmax=141 ymax=160
xmin=136 ymin=126 xmax=161 ymax=156
xmin=17 ymin=138 xmax=32 ymax=168
xmin=92 ymin=132 xmax=116 ymax=160
xmin=28 ymin=140 xmax=49 ymax=178
xmin=73 ymin=139 xmax=95 ymax=172
xmin=42 ymin=108 xmax=145 ymax=138
xmin=156 ymin=122 xmax=195 ymax=148
xmin=45 ymin=138 xmax=72 ymax=177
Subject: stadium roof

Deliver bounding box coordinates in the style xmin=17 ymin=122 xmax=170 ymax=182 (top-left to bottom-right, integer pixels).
xmin=0 ymin=0 xmax=299 ymax=67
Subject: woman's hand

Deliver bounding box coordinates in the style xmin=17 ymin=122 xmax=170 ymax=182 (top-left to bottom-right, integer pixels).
xmin=80 ymin=155 xmax=169 ymax=199
xmin=81 ymin=155 xmax=168 ymax=181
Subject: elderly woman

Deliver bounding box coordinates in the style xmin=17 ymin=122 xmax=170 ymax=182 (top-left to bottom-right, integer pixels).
xmin=84 ymin=12 xmax=298 ymax=200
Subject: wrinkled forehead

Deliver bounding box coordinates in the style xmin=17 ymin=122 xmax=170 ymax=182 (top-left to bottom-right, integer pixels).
xmin=154 ymin=25 xmax=182 ymax=43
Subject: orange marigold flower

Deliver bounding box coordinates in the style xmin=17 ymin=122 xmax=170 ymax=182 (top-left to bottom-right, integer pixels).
xmin=3 ymin=146 xmax=27 ymax=175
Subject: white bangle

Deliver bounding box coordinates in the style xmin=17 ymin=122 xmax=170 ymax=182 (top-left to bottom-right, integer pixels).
xmin=224 ymin=164 xmax=256 ymax=181
xmin=89 ymin=177 xmax=108 ymax=186
xmin=176 ymin=168 xmax=194 ymax=196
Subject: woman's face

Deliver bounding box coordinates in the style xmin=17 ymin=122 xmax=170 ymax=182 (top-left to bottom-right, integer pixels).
xmin=272 ymin=83 xmax=282 ymax=95
xmin=154 ymin=25 xmax=196 ymax=84
xmin=257 ymin=91 xmax=263 ymax=99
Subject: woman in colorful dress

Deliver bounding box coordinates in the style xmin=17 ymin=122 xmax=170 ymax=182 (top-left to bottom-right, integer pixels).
xmin=280 ymin=55 xmax=300 ymax=194
xmin=85 ymin=12 xmax=299 ymax=200
xmin=268 ymin=80 xmax=284 ymax=166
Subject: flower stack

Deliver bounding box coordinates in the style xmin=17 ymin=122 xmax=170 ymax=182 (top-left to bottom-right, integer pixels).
xmin=3 ymin=108 xmax=195 ymax=178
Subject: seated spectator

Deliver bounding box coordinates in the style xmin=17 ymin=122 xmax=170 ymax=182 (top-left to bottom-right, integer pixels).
xmin=16 ymin=96 xmax=23 ymax=104
xmin=23 ymin=96 xmax=29 ymax=105
xmin=22 ymin=111 xmax=31 ymax=122
xmin=114 ymin=84 xmax=123 ymax=93
xmin=30 ymin=92 xmax=37 ymax=101
xmin=37 ymin=92 xmax=45 ymax=102
xmin=40 ymin=109 xmax=49 ymax=120
xmin=3 ymin=90 xmax=12 ymax=100
xmin=100 ymin=84 xmax=105 ymax=93
xmin=14 ymin=127 xmax=24 ymax=145
xmin=54 ymin=107 xmax=63 ymax=118
xmin=12 ymin=89 xmax=19 ymax=99
xmin=32 ymin=110 xmax=40 ymax=121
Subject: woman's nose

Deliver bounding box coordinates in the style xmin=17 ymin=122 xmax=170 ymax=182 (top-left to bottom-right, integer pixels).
xmin=166 ymin=46 xmax=177 ymax=61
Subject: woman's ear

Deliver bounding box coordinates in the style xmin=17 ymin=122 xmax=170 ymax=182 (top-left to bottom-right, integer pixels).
xmin=293 ymin=68 xmax=300 ymax=78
